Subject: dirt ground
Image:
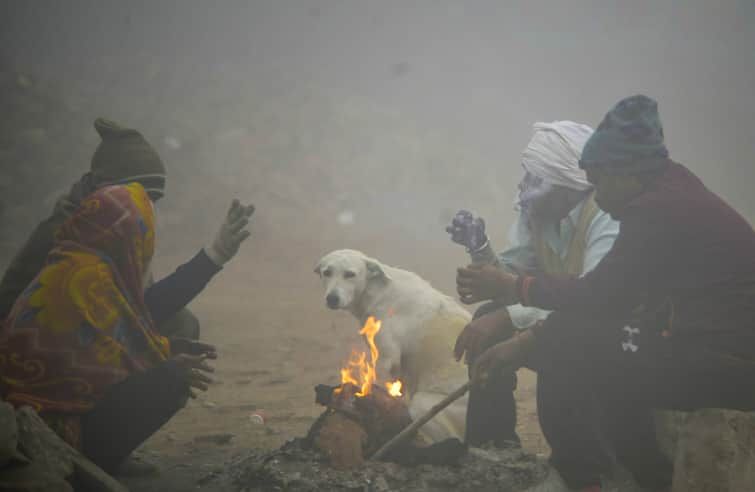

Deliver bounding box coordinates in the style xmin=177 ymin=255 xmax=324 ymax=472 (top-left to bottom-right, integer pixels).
xmin=118 ymin=226 xmax=548 ymax=492
xmin=0 ymin=63 xmax=546 ymax=491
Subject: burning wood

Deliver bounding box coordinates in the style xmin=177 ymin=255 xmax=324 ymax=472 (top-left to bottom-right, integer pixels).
xmin=335 ymin=317 xmax=402 ymax=398
xmin=305 ymin=317 xmax=410 ymax=469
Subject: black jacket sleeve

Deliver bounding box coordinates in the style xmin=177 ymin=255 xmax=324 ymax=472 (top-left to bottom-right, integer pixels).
xmin=144 ymin=250 xmax=222 ymax=327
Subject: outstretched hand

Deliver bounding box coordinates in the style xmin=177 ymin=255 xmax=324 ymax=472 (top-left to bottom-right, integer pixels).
xmin=206 ymin=199 xmax=255 ymax=266
xmin=454 ymin=308 xmax=513 ymax=364
xmin=470 ymin=330 xmax=536 ymax=389
xmin=169 ymin=353 xmax=216 ymax=398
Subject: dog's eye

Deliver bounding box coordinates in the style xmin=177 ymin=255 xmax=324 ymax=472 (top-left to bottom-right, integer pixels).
xmin=344 ymin=271 xmax=356 ymax=279
xmin=323 ymin=269 xmax=333 ymax=278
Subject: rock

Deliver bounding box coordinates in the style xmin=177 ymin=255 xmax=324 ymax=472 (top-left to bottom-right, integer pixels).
xmin=664 ymin=409 xmax=755 ymax=492
xmin=0 ymin=460 xmax=74 ymax=492
xmin=654 ymin=409 xmax=687 ymax=460
xmin=15 ymin=407 xmax=74 ymax=480
xmin=0 ymin=400 xmax=22 ymax=466
xmin=15 ymin=406 xmax=129 ymax=492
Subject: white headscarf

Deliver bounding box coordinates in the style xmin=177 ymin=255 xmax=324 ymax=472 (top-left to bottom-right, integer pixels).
xmin=521 ymin=121 xmax=594 ymax=191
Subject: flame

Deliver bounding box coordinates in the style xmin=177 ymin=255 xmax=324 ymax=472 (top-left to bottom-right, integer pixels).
xmin=386 ymin=380 xmax=403 ymax=397
xmin=337 ymin=316 xmax=402 ymax=398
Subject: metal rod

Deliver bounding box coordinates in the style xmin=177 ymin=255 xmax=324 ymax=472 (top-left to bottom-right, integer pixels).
xmin=370 ymin=381 xmax=470 ymax=461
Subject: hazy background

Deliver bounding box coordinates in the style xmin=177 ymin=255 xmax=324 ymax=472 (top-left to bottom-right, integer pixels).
xmin=0 ymin=3 xmax=754 ymax=484
xmin=1 ymin=0 xmax=754 ymax=282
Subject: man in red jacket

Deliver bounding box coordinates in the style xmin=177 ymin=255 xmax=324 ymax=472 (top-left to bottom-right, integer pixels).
xmin=456 ymin=95 xmax=755 ymax=492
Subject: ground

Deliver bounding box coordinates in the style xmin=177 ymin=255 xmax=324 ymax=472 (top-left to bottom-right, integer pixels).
xmin=0 ymin=65 xmax=545 ymax=492
xmin=119 ymin=234 xmax=548 ymax=492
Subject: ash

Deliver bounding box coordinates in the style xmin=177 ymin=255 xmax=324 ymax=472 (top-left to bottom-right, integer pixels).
xmin=221 ymin=438 xmax=548 ymax=492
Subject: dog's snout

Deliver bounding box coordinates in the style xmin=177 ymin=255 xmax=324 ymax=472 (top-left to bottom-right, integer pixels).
xmin=326 ymin=293 xmax=340 ymax=309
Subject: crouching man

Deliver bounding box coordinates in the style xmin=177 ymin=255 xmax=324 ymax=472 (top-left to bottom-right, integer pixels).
xmin=0 ymin=118 xmax=200 ymax=340
xmin=447 ymin=120 xmax=619 ymax=447
xmin=457 ymin=95 xmax=755 ymax=491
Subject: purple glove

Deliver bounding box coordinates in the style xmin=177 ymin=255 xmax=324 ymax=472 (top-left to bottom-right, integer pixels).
xmin=446 ymin=210 xmax=488 ymax=252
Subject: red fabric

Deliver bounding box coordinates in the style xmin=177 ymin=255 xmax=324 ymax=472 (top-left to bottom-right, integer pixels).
xmin=0 ymin=183 xmax=170 ymax=419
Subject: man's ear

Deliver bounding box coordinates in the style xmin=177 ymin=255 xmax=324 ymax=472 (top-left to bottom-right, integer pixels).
xmin=365 ymin=258 xmax=391 ymax=281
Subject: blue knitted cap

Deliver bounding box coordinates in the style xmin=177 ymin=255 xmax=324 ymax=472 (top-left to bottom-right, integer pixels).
xmin=579 ymin=95 xmax=669 ymax=174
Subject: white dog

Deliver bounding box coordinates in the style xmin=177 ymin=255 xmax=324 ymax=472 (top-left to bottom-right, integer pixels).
xmin=315 ymin=249 xmax=471 ymax=443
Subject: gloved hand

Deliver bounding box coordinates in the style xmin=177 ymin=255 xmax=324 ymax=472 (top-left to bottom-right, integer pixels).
xmin=446 ymin=210 xmax=488 ymax=252
xmin=205 ymin=199 xmax=255 ymax=266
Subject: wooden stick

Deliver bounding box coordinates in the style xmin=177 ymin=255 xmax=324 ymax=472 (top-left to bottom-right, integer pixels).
xmin=370 ymin=381 xmax=470 ymax=461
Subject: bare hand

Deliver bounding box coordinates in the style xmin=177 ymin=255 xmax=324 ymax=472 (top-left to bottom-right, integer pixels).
xmin=170 ymin=353 xmax=216 ymax=398
xmin=454 ymin=308 xmax=513 ymax=364
xmin=470 ymin=330 xmax=536 ymax=389
xmin=456 ymin=264 xmax=518 ymax=305
xmin=171 ymin=338 xmax=218 ymax=359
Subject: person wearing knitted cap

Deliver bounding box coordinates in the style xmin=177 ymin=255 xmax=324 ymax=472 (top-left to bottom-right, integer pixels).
xmin=458 ymin=95 xmax=755 ymax=492
xmin=0 ymin=118 xmax=167 ymax=320
xmin=0 ymin=118 xmax=255 ymax=476
xmin=0 ymin=118 xmax=212 ymax=344
xmin=446 ymin=121 xmax=620 ymax=448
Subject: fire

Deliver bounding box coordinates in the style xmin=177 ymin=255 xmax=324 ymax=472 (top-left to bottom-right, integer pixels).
xmin=386 ymin=380 xmax=403 ymax=397
xmin=337 ymin=316 xmax=402 ymax=398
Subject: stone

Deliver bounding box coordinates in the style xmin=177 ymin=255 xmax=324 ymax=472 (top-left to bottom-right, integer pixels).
xmin=15 ymin=406 xmax=129 ymax=492
xmin=667 ymin=409 xmax=755 ymax=492
xmin=15 ymin=407 xmax=74 ymax=480
xmin=0 ymin=460 xmax=74 ymax=492
xmin=0 ymin=400 xmax=22 ymax=466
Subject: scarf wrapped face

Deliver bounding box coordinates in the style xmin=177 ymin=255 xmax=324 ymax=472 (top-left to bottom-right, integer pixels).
xmin=0 ymin=183 xmax=170 ymax=415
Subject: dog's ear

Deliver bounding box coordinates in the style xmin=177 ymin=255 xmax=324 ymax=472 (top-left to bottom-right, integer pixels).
xmin=365 ymin=258 xmax=392 ymax=281
xmin=313 ymin=260 xmax=323 ymax=275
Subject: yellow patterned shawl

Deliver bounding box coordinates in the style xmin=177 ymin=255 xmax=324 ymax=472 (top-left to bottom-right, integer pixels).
xmin=0 ymin=183 xmax=170 ymax=415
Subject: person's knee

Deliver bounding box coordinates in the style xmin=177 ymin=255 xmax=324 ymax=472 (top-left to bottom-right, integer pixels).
xmin=159 ymin=308 xmax=201 ymax=340
xmin=178 ymin=309 xmax=200 ymax=340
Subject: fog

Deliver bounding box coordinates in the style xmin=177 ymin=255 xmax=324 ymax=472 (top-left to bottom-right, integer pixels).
xmin=1 ymin=0 xmax=754 ymax=273
xmin=0 ymin=3 xmax=754 ymax=485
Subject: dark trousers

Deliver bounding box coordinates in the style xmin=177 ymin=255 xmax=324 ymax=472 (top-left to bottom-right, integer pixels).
xmin=80 ymin=362 xmax=188 ymax=472
xmin=158 ymin=307 xmax=201 ymax=341
xmin=534 ymin=312 xmax=755 ymax=489
xmin=465 ymin=302 xmax=520 ymax=447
